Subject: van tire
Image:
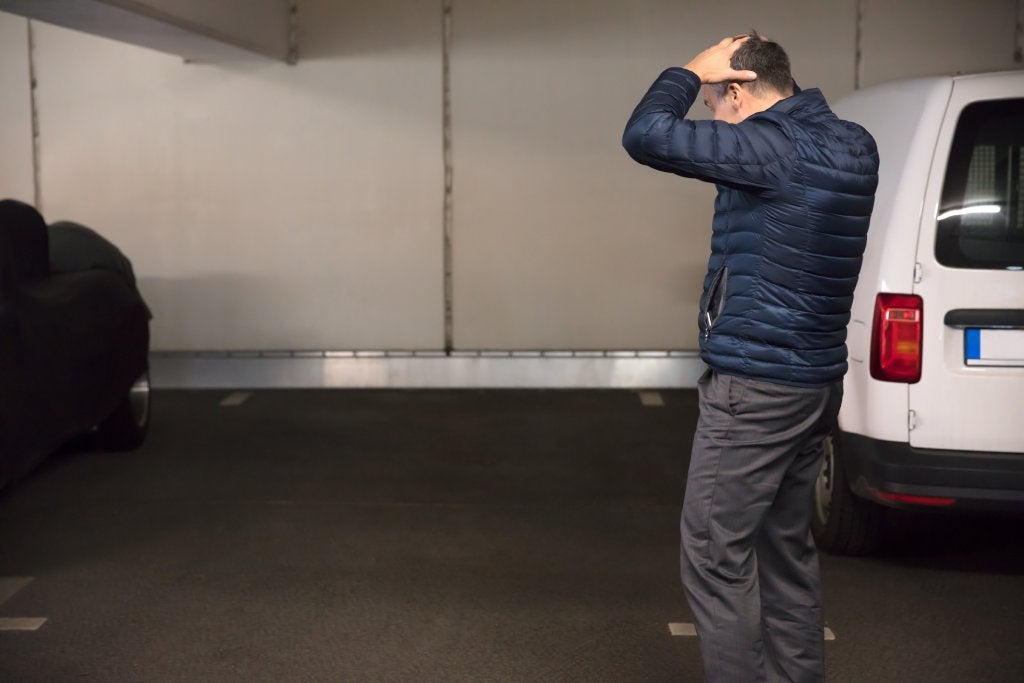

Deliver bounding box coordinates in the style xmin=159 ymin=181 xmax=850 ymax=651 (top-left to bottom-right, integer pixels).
xmin=811 ymin=426 xmax=884 ymax=555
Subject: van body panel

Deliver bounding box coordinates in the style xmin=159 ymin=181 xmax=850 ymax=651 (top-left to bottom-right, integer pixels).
xmin=814 ymin=72 xmax=1024 ymax=542
xmin=909 ymin=73 xmax=1024 ymax=454
xmin=840 ymin=432 xmax=1024 ymax=509
xmin=832 ymin=77 xmax=953 ymax=442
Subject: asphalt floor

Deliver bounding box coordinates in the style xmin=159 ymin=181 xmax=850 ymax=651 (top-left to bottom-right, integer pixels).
xmin=1 ymin=389 xmax=1022 ymax=682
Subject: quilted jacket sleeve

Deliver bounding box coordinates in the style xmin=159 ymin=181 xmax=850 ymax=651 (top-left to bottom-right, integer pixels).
xmin=622 ymin=68 xmax=795 ymax=194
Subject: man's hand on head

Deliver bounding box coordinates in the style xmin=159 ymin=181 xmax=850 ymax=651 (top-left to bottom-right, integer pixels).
xmin=683 ymin=35 xmax=758 ymax=85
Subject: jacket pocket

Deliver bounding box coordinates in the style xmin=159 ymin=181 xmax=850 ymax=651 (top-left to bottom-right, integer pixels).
xmin=700 ymin=266 xmax=729 ymax=342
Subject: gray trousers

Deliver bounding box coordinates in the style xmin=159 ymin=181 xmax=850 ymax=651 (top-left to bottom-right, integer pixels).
xmin=681 ymin=370 xmax=842 ymax=682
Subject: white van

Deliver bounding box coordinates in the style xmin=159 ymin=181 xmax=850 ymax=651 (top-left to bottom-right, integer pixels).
xmin=811 ymin=71 xmax=1024 ymax=554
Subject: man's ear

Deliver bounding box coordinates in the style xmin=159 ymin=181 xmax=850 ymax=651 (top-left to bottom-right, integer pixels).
xmin=726 ymin=82 xmax=744 ymax=109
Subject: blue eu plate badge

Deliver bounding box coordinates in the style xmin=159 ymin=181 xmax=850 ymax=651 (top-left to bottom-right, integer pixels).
xmin=965 ymin=328 xmax=1024 ymax=367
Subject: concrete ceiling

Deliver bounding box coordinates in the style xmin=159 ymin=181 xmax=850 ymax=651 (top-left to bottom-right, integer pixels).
xmin=0 ymin=0 xmax=293 ymax=63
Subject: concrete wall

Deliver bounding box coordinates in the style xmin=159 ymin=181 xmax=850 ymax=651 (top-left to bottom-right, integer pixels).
xmin=0 ymin=13 xmax=34 ymax=204
xmin=1 ymin=0 xmax=1019 ymax=353
xmin=859 ymin=0 xmax=1020 ymax=87
xmin=27 ymin=0 xmax=445 ymax=351
xmin=450 ymin=0 xmax=860 ymax=350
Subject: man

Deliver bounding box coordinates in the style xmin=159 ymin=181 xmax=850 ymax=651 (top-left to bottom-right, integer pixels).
xmin=622 ymin=33 xmax=879 ymax=682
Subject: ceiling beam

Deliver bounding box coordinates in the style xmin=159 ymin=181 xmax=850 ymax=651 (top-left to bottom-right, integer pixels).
xmin=0 ymin=0 xmax=293 ymax=63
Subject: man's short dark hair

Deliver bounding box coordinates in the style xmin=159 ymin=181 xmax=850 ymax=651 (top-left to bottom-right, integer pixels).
xmin=714 ymin=30 xmax=794 ymax=98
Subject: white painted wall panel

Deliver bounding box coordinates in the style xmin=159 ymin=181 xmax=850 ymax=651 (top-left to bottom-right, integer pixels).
xmin=0 ymin=13 xmax=34 ymax=204
xmin=450 ymin=0 xmax=857 ymax=350
xmin=32 ymin=0 xmax=444 ymax=351
xmin=860 ymin=0 xmax=1019 ymax=87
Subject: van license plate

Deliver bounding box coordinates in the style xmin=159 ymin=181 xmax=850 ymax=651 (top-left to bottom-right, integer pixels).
xmin=965 ymin=328 xmax=1024 ymax=367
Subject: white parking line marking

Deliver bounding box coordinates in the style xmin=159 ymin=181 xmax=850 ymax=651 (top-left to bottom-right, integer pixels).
xmin=0 ymin=577 xmax=32 ymax=606
xmin=668 ymin=622 xmax=697 ymax=636
xmin=669 ymin=623 xmax=838 ymax=641
xmin=220 ymin=391 xmax=253 ymax=407
xmin=0 ymin=618 xmax=47 ymax=631
xmin=0 ymin=578 xmax=47 ymax=631
xmin=639 ymin=391 xmax=664 ymax=407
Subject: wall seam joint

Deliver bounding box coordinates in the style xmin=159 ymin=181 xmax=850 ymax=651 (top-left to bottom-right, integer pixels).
xmin=27 ymin=19 xmax=41 ymax=210
xmin=442 ymin=0 xmax=454 ymax=354
xmin=1016 ymin=0 xmax=1023 ymax=63
xmin=287 ymin=0 xmax=299 ymax=64
xmin=854 ymin=0 xmax=864 ymax=89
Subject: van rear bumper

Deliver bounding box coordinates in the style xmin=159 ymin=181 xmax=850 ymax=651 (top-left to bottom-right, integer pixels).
xmin=840 ymin=432 xmax=1024 ymax=511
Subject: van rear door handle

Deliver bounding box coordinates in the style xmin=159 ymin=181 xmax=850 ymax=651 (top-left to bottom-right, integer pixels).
xmin=943 ymin=309 xmax=1024 ymax=329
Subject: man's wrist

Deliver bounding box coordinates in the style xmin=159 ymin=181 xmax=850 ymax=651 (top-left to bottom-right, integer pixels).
xmin=682 ymin=64 xmax=705 ymax=83
xmin=676 ymin=68 xmax=703 ymax=89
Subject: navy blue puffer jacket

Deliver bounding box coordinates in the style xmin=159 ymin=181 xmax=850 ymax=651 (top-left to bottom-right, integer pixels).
xmin=623 ymin=68 xmax=879 ymax=387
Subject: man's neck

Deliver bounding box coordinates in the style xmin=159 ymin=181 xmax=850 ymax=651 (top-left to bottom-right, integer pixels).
xmin=748 ymin=90 xmax=791 ymax=116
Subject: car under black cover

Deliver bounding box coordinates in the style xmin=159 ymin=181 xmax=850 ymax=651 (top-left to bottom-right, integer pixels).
xmin=0 ymin=199 xmax=151 ymax=491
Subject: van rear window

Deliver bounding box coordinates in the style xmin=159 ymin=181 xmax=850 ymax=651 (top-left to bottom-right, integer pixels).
xmin=936 ymin=99 xmax=1024 ymax=270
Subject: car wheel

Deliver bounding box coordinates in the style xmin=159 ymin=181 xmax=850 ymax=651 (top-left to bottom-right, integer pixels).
xmin=95 ymin=370 xmax=150 ymax=451
xmin=811 ymin=425 xmax=884 ymax=555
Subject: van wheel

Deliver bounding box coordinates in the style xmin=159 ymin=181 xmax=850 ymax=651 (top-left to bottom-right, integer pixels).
xmin=95 ymin=371 xmax=151 ymax=451
xmin=811 ymin=427 xmax=884 ymax=555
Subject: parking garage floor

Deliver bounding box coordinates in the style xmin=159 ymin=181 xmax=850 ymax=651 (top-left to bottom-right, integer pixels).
xmin=1 ymin=389 xmax=1023 ymax=682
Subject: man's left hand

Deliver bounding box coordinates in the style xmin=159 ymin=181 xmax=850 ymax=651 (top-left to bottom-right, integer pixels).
xmin=683 ymin=35 xmax=758 ymax=85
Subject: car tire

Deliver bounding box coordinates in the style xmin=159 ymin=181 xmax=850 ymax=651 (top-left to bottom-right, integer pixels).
xmin=811 ymin=424 xmax=884 ymax=555
xmin=95 ymin=370 xmax=151 ymax=451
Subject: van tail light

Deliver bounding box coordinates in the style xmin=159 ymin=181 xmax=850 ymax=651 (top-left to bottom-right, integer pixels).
xmin=870 ymin=293 xmax=923 ymax=383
